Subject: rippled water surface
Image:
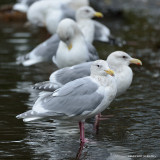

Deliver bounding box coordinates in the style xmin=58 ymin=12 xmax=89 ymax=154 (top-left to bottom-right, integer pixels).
xmin=0 ymin=1 xmax=160 ymax=160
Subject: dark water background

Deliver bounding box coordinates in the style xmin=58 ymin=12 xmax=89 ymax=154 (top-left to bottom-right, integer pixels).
xmin=0 ymin=0 xmax=160 ymax=159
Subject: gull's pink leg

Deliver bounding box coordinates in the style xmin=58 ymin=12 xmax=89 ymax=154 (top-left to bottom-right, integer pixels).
xmin=79 ymin=121 xmax=87 ymax=143
xmin=94 ymin=114 xmax=101 ymax=133
xmin=94 ymin=113 xmax=114 ymax=133
xmin=98 ymin=113 xmax=114 ymax=120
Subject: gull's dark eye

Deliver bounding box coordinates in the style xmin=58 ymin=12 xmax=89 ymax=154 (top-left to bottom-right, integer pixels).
xmin=97 ymin=65 xmax=100 ymax=67
xmin=122 ymin=56 xmax=127 ymax=59
xmin=66 ymin=37 xmax=69 ymax=41
xmin=85 ymin=9 xmax=90 ymax=13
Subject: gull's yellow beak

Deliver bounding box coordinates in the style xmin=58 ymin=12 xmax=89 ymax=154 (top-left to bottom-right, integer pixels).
xmin=104 ymin=69 xmax=115 ymax=76
xmin=130 ymin=58 xmax=142 ymax=66
xmin=94 ymin=12 xmax=103 ymax=18
xmin=67 ymin=43 xmax=72 ymax=50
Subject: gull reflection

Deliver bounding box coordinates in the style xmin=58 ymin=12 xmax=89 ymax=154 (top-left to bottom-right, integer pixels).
xmin=23 ymin=120 xmax=132 ymax=160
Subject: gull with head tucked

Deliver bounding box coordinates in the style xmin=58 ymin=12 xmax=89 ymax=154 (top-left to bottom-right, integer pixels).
xmin=16 ymin=60 xmax=117 ymax=143
xmin=53 ymin=18 xmax=99 ymax=68
xmin=16 ymin=6 xmax=105 ymax=66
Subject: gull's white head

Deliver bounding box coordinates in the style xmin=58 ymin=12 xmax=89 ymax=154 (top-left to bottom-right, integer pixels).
xmin=76 ymin=6 xmax=103 ymax=20
xmin=91 ymin=60 xmax=115 ymax=77
xmin=107 ymin=51 xmax=142 ymax=68
xmin=57 ymin=18 xmax=82 ymax=50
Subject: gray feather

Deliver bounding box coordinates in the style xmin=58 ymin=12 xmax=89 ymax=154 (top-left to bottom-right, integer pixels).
xmin=94 ymin=20 xmax=110 ymax=42
xmin=17 ymin=34 xmax=60 ymax=65
xmin=86 ymin=42 xmax=99 ymax=61
xmin=33 ymin=62 xmax=92 ymax=92
xmin=52 ymin=62 xmax=92 ymax=85
xmin=33 ymin=81 xmax=56 ymax=92
xmin=37 ymin=77 xmax=103 ymax=116
xmin=18 ymin=77 xmax=104 ymax=120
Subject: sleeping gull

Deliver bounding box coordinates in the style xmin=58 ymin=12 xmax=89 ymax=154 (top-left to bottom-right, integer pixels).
xmin=17 ymin=7 xmax=101 ymax=66
xmin=27 ymin=0 xmax=88 ymax=33
xmin=52 ymin=18 xmax=99 ymax=68
xmin=34 ymin=51 xmax=142 ymax=97
xmin=27 ymin=0 xmax=74 ymax=29
xmin=16 ymin=60 xmax=117 ymax=143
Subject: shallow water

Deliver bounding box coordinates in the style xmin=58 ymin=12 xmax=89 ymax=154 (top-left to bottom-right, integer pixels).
xmin=0 ymin=1 xmax=160 ymax=160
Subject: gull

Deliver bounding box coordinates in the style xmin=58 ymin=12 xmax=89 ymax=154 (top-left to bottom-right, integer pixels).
xmin=16 ymin=60 xmax=117 ymax=143
xmin=34 ymin=51 xmax=142 ymax=97
xmin=27 ymin=0 xmax=88 ymax=32
xmin=17 ymin=7 xmax=101 ymax=66
xmin=53 ymin=18 xmax=99 ymax=68
xmin=76 ymin=6 xmax=103 ymax=43
xmin=27 ymin=0 xmax=116 ymax=42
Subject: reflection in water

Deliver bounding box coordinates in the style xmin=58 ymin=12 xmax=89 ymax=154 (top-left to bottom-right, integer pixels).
xmin=0 ymin=4 xmax=160 ymax=160
xmin=23 ymin=120 xmax=132 ymax=160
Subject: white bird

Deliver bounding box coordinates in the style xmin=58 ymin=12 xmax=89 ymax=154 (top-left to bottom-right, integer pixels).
xmin=27 ymin=0 xmax=88 ymax=33
xmin=75 ymin=7 xmax=122 ymax=45
xmin=26 ymin=0 xmax=117 ymax=44
xmin=76 ymin=6 xmax=103 ymax=43
xmin=34 ymin=51 xmax=142 ymax=97
xmin=16 ymin=60 xmax=117 ymax=143
xmin=17 ymin=7 xmax=101 ymax=66
xmin=53 ymin=18 xmax=99 ymax=68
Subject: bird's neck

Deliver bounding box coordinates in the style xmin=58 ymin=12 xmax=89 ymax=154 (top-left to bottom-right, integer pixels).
xmin=109 ymin=64 xmax=130 ymax=73
xmin=91 ymin=75 xmax=116 ymax=88
xmin=77 ymin=19 xmax=95 ymax=43
xmin=72 ymin=34 xmax=86 ymax=45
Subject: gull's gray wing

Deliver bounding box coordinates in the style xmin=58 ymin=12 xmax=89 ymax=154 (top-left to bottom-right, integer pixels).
xmin=50 ymin=62 xmax=92 ymax=85
xmin=94 ymin=20 xmax=111 ymax=42
xmin=17 ymin=34 xmax=60 ymax=66
xmin=87 ymin=42 xmax=99 ymax=61
xmin=17 ymin=77 xmax=104 ymax=121
xmin=33 ymin=62 xmax=92 ymax=91
xmin=30 ymin=34 xmax=59 ymax=58
xmin=94 ymin=21 xmax=124 ymax=46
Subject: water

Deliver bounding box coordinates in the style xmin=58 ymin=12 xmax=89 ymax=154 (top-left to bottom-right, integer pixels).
xmin=0 ymin=1 xmax=160 ymax=160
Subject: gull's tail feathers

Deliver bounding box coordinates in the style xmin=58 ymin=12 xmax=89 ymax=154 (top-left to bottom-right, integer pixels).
xmin=16 ymin=54 xmax=43 ymax=66
xmin=16 ymin=110 xmax=42 ymax=122
xmin=33 ymin=81 xmax=58 ymax=92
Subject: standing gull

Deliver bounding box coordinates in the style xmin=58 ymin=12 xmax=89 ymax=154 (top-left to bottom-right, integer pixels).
xmin=34 ymin=51 xmax=142 ymax=97
xmin=52 ymin=18 xmax=99 ymax=68
xmin=16 ymin=60 xmax=117 ymax=143
xmin=76 ymin=6 xmax=103 ymax=43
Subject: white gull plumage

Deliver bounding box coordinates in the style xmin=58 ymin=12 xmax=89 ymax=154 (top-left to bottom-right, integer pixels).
xmin=17 ymin=6 xmax=101 ymax=66
xmin=16 ymin=60 xmax=117 ymax=143
xmin=27 ymin=0 xmax=89 ymax=34
xmin=52 ymin=18 xmax=99 ymax=68
xmin=34 ymin=51 xmax=142 ymax=97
